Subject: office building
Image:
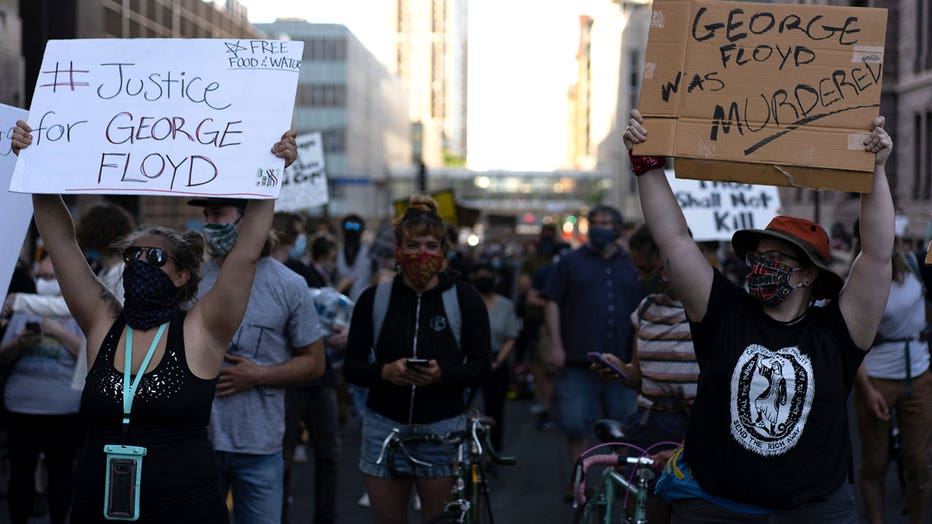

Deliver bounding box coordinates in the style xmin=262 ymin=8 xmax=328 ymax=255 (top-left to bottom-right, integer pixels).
xmin=256 ymin=20 xmax=412 ymax=218
xmin=391 ymin=0 xmax=468 ymax=166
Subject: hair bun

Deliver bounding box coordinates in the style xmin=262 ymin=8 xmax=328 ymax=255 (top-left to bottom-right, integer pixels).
xmin=182 ymin=230 xmax=206 ymax=260
xmin=406 ymin=194 xmax=439 ymax=215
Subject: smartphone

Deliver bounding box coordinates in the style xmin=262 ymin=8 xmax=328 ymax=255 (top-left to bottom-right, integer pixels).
xmin=405 ymin=358 xmax=431 ymax=369
xmin=105 ymin=458 xmax=138 ymax=519
xmin=24 ymin=321 xmax=40 ymax=335
xmin=586 ymin=352 xmax=628 ymax=379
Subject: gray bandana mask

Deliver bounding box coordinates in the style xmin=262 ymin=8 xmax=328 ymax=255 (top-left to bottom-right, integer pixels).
xmin=203 ymin=222 xmax=238 ymax=257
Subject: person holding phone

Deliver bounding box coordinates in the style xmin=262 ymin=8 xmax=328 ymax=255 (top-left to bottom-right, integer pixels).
xmin=591 ymin=224 xmax=700 ymax=524
xmin=624 ymin=109 xmax=894 ymax=521
xmin=0 ymin=248 xmax=84 ymax=524
xmin=344 ymin=195 xmax=491 ymax=524
xmin=11 ymin=120 xmax=297 ymax=523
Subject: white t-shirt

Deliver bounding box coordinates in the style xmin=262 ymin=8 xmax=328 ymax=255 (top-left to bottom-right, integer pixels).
xmin=864 ymin=271 xmax=930 ymax=379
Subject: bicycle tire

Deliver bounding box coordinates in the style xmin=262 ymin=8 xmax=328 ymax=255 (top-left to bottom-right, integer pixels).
xmin=570 ymin=504 xmax=606 ymax=524
xmin=424 ymin=509 xmax=464 ymax=524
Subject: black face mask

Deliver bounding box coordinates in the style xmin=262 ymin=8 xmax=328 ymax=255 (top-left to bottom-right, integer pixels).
xmin=122 ymin=259 xmax=181 ymax=329
xmin=474 ymin=276 xmax=496 ymax=294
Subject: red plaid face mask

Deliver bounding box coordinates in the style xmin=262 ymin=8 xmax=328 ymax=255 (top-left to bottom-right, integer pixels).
xmin=396 ymin=249 xmax=445 ymax=289
xmin=747 ymin=259 xmax=798 ymax=306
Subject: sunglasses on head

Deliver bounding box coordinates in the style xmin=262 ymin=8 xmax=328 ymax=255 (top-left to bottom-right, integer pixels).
xmin=122 ymin=246 xmax=175 ymax=267
xmin=344 ymin=222 xmax=362 ymax=231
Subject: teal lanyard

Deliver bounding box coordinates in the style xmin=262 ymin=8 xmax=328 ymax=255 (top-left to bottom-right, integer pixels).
xmin=123 ymin=323 xmax=168 ymax=426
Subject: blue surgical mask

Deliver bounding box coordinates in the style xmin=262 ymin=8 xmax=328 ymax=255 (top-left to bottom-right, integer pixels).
xmin=289 ymin=234 xmax=307 ymax=260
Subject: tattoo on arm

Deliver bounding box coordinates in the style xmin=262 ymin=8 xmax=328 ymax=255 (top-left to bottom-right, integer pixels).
xmin=99 ymin=283 xmax=122 ymax=318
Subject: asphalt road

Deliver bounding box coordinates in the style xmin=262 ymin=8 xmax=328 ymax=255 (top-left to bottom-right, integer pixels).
xmin=0 ymin=395 xmax=926 ymax=523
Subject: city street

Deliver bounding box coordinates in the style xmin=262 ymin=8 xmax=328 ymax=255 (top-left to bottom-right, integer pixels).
xmin=0 ymin=394 xmax=924 ymax=523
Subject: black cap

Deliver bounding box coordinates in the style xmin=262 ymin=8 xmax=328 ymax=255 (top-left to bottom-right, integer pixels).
xmin=187 ymin=197 xmax=248 ymax=211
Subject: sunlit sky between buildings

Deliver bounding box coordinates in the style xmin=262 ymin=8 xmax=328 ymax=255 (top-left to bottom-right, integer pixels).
xmin=237 ymin=0 xmax=602 ymax=171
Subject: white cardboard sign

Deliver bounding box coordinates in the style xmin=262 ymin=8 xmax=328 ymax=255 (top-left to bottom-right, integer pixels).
xmin=666 ymin=169 xmax=781 ymax=241
xmin=0 ymin=103 xmax=34 ymax=299
xmin=276 ymin=132 xmax=329 ymax=212
xmin=9 ymin=39 xmax=303 ymax=199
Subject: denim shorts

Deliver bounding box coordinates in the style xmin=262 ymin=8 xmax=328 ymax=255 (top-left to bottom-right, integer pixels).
xmin=359 ymin=410 xmax=465 ymax=479
xmin=553 ymin=365 xmax=637 ymax=438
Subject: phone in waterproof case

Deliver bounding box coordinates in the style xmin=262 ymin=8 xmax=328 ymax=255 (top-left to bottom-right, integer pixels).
xmin=103 ymin=444 xmax=147 ymax=521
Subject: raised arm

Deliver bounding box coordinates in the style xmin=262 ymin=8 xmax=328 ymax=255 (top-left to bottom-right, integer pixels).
xmin=624 ymin=111 xmax=712 ymax=322
xmin=191 ymin=130 xmax=296 ymax=355
xmin=839 ymin=117 xmax=894 ymax=349
xmin=13 ymin=121 xmax=120 ymax=339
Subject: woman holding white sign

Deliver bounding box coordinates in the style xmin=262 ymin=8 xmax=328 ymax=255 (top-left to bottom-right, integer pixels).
xmin=623 ymin=110 xmax=893 ymax=523
xmin=12 ymin=121 xmax=297 ymax=523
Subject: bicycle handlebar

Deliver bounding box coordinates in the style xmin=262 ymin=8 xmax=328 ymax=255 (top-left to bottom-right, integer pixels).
xmin=573 ymin=453 xmax=654 ymax=507
xmin=379 ymin=414 xmax=517 ymax=478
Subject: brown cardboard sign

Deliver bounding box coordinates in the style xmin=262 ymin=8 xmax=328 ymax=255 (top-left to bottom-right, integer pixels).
xmin=635 ymin=0 xmax=887 ymax=192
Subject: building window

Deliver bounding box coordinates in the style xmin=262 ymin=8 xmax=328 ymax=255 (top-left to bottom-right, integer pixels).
xmin=432 ymin=0 xmax=446 ymax=33
xmin=913 ymin=113 xmax=922 ymax=199
xmin=304 ymin=38 xmax=347 ymax=61
xmin=926 ymin=111 xmax=932 ymax=200
xmin=431 ymin=42 xmax=445 ymax=118
xmin=296 ymin=84 xmax=347 ymax=108
xmin=321 ymin=129 xmax=346 ymax=153
xmin=919 ymin=0 xmax=930 ymax=72
xmin=104 ymin=7 xmax=122 ymax=37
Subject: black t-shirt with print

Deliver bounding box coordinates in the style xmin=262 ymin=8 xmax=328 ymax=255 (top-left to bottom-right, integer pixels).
xmin=684 ymin=270 xmax=864 ymax=510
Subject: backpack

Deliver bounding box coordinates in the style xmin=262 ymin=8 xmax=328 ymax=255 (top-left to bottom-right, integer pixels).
xmin=371 ymin=280 xmax=462 ymax=350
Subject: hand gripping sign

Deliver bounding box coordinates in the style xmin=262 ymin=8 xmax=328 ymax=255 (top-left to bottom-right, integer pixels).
xmin=9 ymin=38 xmax=303 ymax=199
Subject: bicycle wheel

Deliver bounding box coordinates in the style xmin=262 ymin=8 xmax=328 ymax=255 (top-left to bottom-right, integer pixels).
xmin=570 ymin=504 xmax=606 ymax=524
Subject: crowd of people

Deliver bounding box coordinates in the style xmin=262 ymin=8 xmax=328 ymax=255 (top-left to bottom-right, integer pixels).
xmin=0 ymin=108 xmax=927 ymax=524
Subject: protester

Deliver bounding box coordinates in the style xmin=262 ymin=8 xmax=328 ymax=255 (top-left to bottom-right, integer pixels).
xmin=344 ymin=195 xmax=491 ymax=524
xmin=0 ymin=248 xmax=83 ymax=524
xmin=271 ymin=213 xmax=342 ymax=524
xmin=470 ymin=262 xmax=519 ymax=452
xmin=337 ymin=214 xmax=375 ymax=301
xmin=593 ymin=224 xmax=700 ymax=523
xmin=514 ymin=225 xmax=556 ymax=402
xmin=12 ymin=120 xmax=297 ymax=522
xmin=624 ymin=109 xmax=894 ymax=522
xmin=193 ymin=199 xmax=325 ymax=524
xmin=854 ymin=240 xmax=931 ymax=524
xmin=545 ymin=204 xmax=642 ymax=498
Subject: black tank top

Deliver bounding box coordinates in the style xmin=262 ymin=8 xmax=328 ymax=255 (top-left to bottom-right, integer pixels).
xmin=71 ymin=311 xmax=227 ymax=523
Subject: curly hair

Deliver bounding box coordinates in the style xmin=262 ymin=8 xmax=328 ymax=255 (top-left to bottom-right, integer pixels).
xmin=112 ymin=226 xmax=206 ymax=305
xmin=76 ymin=202 xmax=135 ymax=255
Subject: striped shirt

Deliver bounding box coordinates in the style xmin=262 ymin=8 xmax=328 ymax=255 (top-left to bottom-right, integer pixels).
xmin=630 ymin=294 xmax=699 ymax=409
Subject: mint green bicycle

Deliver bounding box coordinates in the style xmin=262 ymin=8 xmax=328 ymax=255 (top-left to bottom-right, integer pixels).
xmin=571 ymin=420 xmax=679 ymax=524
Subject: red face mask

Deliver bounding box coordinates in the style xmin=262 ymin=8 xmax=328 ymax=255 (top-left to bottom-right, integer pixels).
xmin=396 ymin=249 xmax=445 ymax=289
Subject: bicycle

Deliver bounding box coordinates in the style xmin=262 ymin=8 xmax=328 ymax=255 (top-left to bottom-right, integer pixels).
xmin=571 ymin=419 xmax=680 ymax=524
xmin=376 ymin=410 xmax=516 ymax=524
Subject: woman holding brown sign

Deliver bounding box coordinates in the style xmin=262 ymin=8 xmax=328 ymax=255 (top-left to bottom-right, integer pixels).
xmin=11 ymin=121 xmax=297 ymax=523
xmin=622 ymin=109 xmax=893 ymax=523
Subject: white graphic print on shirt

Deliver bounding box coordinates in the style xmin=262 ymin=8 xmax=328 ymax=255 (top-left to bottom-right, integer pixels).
xmin=730 ymin=344 xmax=814 ymax=456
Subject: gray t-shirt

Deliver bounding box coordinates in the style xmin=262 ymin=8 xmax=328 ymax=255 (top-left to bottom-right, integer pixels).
xmin=1 ymin=313 xmax=82 ymax=414
xmin=488 ymin=296 xmax=518 ymax=355
xmin=198 ymin=257 xmax=323 ymax=454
